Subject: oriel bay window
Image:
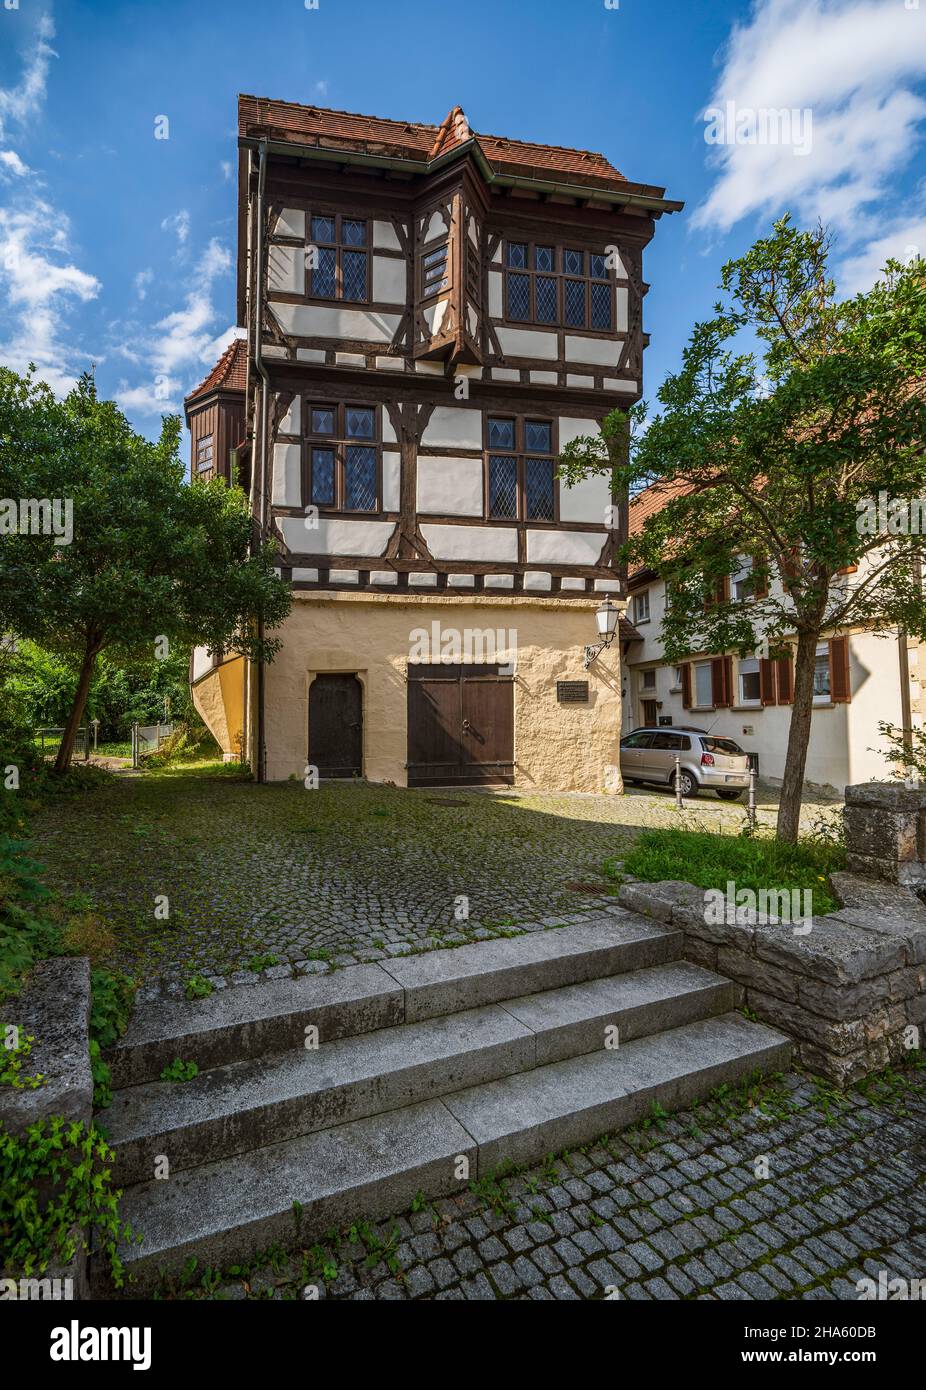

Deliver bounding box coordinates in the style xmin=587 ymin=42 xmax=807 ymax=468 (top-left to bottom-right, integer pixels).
xmin=308 ymin=215 xmax=368 ymax=302
xmin=504 ymin=241 xmax=614 ymax=330
xmin=307 ymin=404 xmax=379 ymax=513
xmin=486 ymin=416 xmax=556 ymax=523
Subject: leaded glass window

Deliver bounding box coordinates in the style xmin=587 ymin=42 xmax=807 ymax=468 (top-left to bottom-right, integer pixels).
xmin=501 ymin=240 xmax=615 ymax=331
xmin=484 ymin=416 xmax=556 ymax=523
xmin=306 ymin=403 xmax=380 ymax=513
xmin=308 ymin=214 xmax=368 ymax=302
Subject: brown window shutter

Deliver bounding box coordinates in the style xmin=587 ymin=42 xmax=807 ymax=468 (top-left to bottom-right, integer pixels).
xmin=830 ymin=635 xmax=851 ymax=703
xmin=711 ymin=657 xmax=730 ymax=708
xmin=759 ymin=657 xmax=776 ymax=705
xmin=681 ymin=663 xmax=692 ymax=710
xmin=775 ymin=656 xmax=793 ymax=704
xmin=752 ymin=557 xmax=769 ymax=599
xmin=837 ymin=564 xmax=858 ymax=576
xmin=723 ymin=655 xmax=733 ymax=706
xmin=718 ymin=576 xmax=730 ymax=604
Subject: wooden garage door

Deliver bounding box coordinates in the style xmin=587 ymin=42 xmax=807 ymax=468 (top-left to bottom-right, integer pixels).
xmin=309 ymin=673 xmax=362 ymax=778
xmin=408 ymin=664 xmax=514 ymax=787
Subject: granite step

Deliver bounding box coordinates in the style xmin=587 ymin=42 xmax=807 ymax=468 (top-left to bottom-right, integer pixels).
xmin=106 ymin=912 xmax=680 ymax=1087
xmin=109 ymin=1012 xmax=789 ymax=1289
xmin=103 ymin=961 xmax=732 ymax=1185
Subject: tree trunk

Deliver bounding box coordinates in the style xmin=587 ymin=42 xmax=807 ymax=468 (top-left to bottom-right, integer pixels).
xmin=53 ymin=640 xmax=100 ymax=774
xmin=776 ymin=628 xmax=819 ymax=843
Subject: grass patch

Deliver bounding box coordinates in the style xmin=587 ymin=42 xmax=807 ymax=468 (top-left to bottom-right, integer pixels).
xmin=609 ymin=826 xmax=843 ymax=914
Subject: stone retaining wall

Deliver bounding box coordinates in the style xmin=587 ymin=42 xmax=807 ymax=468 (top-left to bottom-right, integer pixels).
xmin=617 ymin=873 xmax=926 ymax=1085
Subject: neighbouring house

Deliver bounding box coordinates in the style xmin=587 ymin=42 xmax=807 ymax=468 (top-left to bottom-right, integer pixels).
xmin=189 ymin=96 xmax=680 ymax=788
xmin=622 ymin=481 xmax=926 ymax=793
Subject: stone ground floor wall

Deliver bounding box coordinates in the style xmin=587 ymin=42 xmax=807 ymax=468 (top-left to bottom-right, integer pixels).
xmin=261 ymin=591 xmax=623 ymax=792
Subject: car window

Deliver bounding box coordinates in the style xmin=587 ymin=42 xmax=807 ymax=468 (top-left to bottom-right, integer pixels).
xmin=701 ymin=737 xmax=743 ymax=755
xmin=622 ymin=732 xmax=655 ymax=749
xmin=651 ymin=732 xmax=682 ymax=750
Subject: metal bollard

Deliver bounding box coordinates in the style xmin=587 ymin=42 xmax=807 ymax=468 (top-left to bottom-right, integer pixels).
xmin=747 ymin=764 xmax=757 ymax=830
xmin=675 ymin=754 xmax=684 ymax=810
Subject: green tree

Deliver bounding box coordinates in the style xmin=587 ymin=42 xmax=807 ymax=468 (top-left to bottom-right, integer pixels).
xmin=0 ymin=369 xmax=291 ymax=772
xmin=559 ymin=219 xmax=926 ymax=841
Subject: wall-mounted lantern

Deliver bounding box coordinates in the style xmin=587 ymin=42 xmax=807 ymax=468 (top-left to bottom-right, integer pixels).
xmin=583 ymin=599 xmax=620 ymax=670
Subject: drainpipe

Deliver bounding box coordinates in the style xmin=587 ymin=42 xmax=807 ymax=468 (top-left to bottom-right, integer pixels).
xmin=252 ymin=139 xmax=270 ymax=784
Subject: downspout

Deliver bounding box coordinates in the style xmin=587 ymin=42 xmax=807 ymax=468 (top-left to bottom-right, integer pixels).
xmin=252 ymin=139 xmax=270 ymax=784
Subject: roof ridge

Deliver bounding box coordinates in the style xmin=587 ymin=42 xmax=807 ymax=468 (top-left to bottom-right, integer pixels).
xmin=185 ymin=337 xmax=246 ymax=404
xmin=239 ymin=93 xmax=440 ymax=133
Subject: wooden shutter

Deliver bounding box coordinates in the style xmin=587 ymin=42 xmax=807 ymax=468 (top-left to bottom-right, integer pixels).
xmin=837 ymin=564 xmax=858 ymax=575
xmin=775 ymin=656 xmax=793 ymax=704
xmin=830 ymin=635 xmax=851 ymax=703
xmin=759 ymin=658 xmax=776 ymax=705
xmin=681 ymin=663 xmax=692 ymax=710
xmin=711 ymin=656 xmax=732 ymax=708
xmin=752 ymin=557 xmax=769 ymax=599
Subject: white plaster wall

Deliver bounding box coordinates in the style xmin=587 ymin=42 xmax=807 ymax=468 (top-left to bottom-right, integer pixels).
xmin=488 ymin=271 xmax=503 ymax=317
xmin=560 ymin=474 xmax=612 ymax=525
xmin=527 ymin=530 xmax=606 ymax=566
xmin=277 ymin=395 xmax=301 ymax=435
xmin=279 ymin=516 xmax=394 ymax=557
xmin=272 ymin=442 xmax=302 ymax=507
xmin=373 ymin=220 xmax=402 ymax=251
xmin=565 ymin=336 xmax=620 ymax=367
xmin=275 ymin=208 xmax=305 ymax=239
xmin=270 ymin=303 xmax=400 ymax=343
xmin=417 ymin=457 xmax=484 ymax=515
xmin=496 ymin=327 xmax=558 ymax=360
xmin=420 ymin=406 xmax=482 ymax=449
xmin=269 ymin=244 xmax=305 ymax=295
xmin=373 ymin=255 xmax=406 ymax=304
xmin=424 ymin=210 xmax=448 ymax=242
xmin=420 ymin=524 xmax=518 ymax=563
xmin=382 ymin=451 xmax=401 ymax=512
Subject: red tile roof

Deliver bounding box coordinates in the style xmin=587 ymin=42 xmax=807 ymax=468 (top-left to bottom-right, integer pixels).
xmin=628 ymin=476 xmax=691 ymax=536
xmin=185 ymin=337 xmax=247 ymax=405
xmin=237 ymin=96 xmax=671 ymax=197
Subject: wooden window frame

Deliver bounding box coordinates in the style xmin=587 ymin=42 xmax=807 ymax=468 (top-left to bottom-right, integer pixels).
xmin=418 ymin=237 xmax=452 ymax=304
xmin=502 ymin=239 xmax=615 ymax=333
xmin=195 ymin=432 xmax=214 ymax=475
xmin=307 ymin=213 xmax=371 ymax=305
xmin=483 ymin=413 xmax=559 ymax=525
xmin=305 ymin=402 xmax=382 ymax=515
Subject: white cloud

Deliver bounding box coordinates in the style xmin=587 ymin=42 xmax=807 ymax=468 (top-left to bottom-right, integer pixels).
xmin=114 ymin=238 xmax=235 ymax=416
xmin=314 ymin=80 xmax=329 ymax=98
xmin=220 ymin=159 xmax=233 ymax=181
xmin=694 ymin=0 xmax=926 ymax=237
xmin=0 ymin=150 xmax=31 ymax=177
xmin=0 ymin=17 xmax=101 ymax=395
xmin=134 ymin=268 xmax=153 ymax=300
xmin=839 ymin=212 xmax=926 ymax=293
xmin=0 ymin=13 xmax=55 ymax=142
xmin=161 ymin=209 xmax=191 ymax=246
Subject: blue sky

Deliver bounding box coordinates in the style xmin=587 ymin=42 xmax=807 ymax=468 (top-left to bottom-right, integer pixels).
xmin=1 ymin=0 xmax=925 ymax=445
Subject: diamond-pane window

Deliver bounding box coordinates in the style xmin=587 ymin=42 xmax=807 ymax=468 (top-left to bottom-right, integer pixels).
xmin=311 ymin=216 xmax=336 ymax=244
xmin=313 ymin=247 xmax=337 ymax=299
xmin=525 ymin=458 xmax=555 ymax=522
xmin=535 ymin=245 xmax=554 ymax=272
xmin=590 ymin=253 xmax=608 ymax=279
xmin=342 ymin=251 xmax=367 ymax=302
xmin=312 ymin=408 xmax=335 ymax=435
xmin=535 ymin=277 xmax=557 ymax=323
xmin=487 ymin=417 xmax=515 ymax=449
xmin=564 ymin=279 xmax=586 ymax=327
xmin=311 ymin=449 xmax=335 ymax=506
xmin=345 ymin=446 xmax=377 ymax=511
xmin=591 ymin=282 xmax=612 ymax=330
xmin=342 ymin=219 xmax=366 ymax=246
xmin=506 ymin=242 xmax=528 ymax=269
xmin=346 ymin=406 xmax=374 ymax=439
xmin=507 ymin=273 xmax=530 ymax=321
xmin=488 ymin=456 xmax=518 ymax=519
xmin=525 ymin=421 xmax=552 ymax=454
xmin=564 ymin=248 xmax=584 ymax=275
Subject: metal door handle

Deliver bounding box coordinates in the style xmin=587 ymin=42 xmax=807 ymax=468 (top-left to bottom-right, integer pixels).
xmin=462 ymin=719 xmax=471 ymax=732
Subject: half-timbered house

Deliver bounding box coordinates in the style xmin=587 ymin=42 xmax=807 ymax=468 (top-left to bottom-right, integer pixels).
xmin=190 ymin=97 xmax=681 ymax=787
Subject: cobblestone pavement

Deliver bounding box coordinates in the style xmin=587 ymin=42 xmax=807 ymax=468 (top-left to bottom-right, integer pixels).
xmin=147 ymin=1068 xmax=926 ymax=1302
xmin=31 ymin=771 xmax=841 ymax=983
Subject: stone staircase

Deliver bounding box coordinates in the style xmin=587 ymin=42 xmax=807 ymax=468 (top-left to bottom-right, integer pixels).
xmin=97 ymin=910 xmax=791 ymax=1291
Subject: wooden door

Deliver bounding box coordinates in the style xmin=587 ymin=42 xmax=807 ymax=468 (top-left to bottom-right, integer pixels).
xmin=642 ymin=699 xmax=659 ymax=727
xmin=407 ymin=665 xmax=514 ymax=786
xmin=309 ymin=674 xmax=362 ymax=777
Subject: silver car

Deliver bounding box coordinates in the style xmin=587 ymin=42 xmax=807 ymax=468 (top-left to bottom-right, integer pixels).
xmin=620 ymin=726 xmax=751 ymax=800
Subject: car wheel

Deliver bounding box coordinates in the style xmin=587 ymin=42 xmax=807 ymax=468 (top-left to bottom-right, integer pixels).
xmin=717 ymin=789 xmax=743 ymax=802
xmin=674 ymin=770 xmax=699 ymax=798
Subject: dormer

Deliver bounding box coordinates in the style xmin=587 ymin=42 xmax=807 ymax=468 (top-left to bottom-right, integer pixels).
xmin=184 ymin=338 xmax=247 ymax=485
